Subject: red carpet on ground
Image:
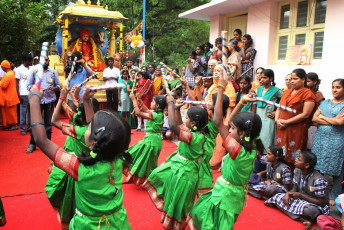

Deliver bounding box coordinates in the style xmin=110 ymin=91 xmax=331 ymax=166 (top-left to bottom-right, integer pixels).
xmin=0 ymin=118 xmax=304 ymax=229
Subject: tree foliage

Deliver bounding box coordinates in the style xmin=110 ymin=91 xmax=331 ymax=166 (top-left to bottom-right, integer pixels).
xmin=0 ymin=0 xmax=210 ymax=69
xmin=92 ymin=0 xmax=210 ymax=69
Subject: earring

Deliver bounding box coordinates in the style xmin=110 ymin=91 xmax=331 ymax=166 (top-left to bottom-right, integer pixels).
xmin=193 ymin=126 xmax=197 ymax=131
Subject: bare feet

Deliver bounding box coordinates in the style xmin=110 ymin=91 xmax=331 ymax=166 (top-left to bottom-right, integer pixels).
xmin=329 ymin=199 xmax=335 ymax=206
xmin=302 ymin=220 xmax=312 ymax=230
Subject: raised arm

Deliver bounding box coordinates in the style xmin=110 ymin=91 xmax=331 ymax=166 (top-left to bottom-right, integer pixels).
xmin=51 ymin=83 xmax=69 ymax=130
xmin=180 ymin=77 xmax=196 ymax=101
xmin=166 ymin=95 xmax=182 ymax=136
xmin=82 ymin=85 xmax=96 ymax=123
xmin=29 ymin=86 xmax=59 ymax=160
xmin=80 ymin=61 xmax=95 ymax=77
xmin=129 ymin=93 xmax=153 ymax=120
xmin=137 ymin=94 xmax=149 ymax=113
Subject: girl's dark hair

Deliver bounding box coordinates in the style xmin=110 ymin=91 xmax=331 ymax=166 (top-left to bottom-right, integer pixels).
xmin=333 ymin=78 xmax=344 ymax=87
xmin=197 ymin=45 xmax=205 ymax=51
xmin=153 ymin=95 xmax=166 ymax=112
xmin=190 ymin=51 xmax=197 ymax=57
xmin=269 ymin=145 xmax=285 ymax=163
xmin=204 ymin=42 xmax=213 ymax=49
xmin=74 ymin=98 xmax=100 ymax=127
xmin=172 ymin=68 xmax=179 ymax=74
xmin=262 ymin=69 xmax=276 ymax=86
xmin=212 ymin=93 xmax=230 ymax=117
xmin=307 ymin=72 xmax=321 ymax=93
xmin=71 ymin=51 xmax=82 ymax=61
xmin=215 ymin=37 xmax=222 ymax=44
xmin=22 ymin=52 xmax=33 ymax=61
xmin=139 ymin=71 xmax=150 ymax=80
xmin=292 ymin=68 xmax=307 ymax=87
xmin=300 ymin=151 xmax=317 ymax=172
xmin=232 ymin=112 xmax=264 ymax=154
xmin=256 ymin=67 xmax=265 ymax=73
xmin=187 ymin=107 xmax=208 ymax=132
xmin=236 ymin=76 xmax=252 ymax=105
xmin=229 ymin=39 xmax=241 ymax=52
xmin=78 ymin=111 xmax=133 ymax=166
xmin=234 ymin=28 xmax=242 ymax=36
xmin=243 ymin=34 xmax=253 ymax=47
xmin=122 ymin=69 xmax=129 ymax=76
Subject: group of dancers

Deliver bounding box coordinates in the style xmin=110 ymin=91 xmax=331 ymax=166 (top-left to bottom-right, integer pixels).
xmin=1 ymin=51 xmax=343 ymax=229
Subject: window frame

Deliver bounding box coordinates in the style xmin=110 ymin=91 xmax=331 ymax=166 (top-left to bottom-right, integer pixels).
xmin=275 ymin=0 xmax=326 ymax=64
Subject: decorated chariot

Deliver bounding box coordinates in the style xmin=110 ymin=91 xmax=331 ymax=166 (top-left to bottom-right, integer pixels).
xmin=50 ymin=0 xmax=126 ymax=102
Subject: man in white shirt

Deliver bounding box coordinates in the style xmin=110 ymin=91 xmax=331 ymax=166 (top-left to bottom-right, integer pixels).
xmin=103 ymin=57 xmax=121 ymax=111
xmin=15 ymin=53 xmax=33 ymax=135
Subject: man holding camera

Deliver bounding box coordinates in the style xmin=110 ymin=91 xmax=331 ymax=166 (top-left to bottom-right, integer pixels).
xmin=66 ymin=51 xmax=95 ymax=111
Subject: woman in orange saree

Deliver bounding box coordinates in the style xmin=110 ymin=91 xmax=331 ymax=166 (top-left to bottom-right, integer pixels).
xmin=275 ymin=69 xmax=316 ymax=165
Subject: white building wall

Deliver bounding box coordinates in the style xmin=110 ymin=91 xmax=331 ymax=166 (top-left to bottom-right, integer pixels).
xmin=245 ymin=0 xmax=344 ymax=98
xmin=206 ymin=0 xmax=344 ymax=98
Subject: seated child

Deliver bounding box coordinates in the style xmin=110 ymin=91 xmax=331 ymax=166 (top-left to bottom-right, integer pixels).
xmin=161 ymin=109 xmax=173 ymax=141
xmin=249 ymin=145 xmax=291 ymax=200
xmin=265 ymin=151 xmax=329 ymax=229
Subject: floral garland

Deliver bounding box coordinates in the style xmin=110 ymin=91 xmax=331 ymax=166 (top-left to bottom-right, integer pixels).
xmin=75 ymin=37 xmax=98 ymax=71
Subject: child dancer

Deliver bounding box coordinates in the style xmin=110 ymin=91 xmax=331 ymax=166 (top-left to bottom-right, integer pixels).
xmin=187 ymin=76 xmax=264 ymax=230
xmin=236 ymin=75 xmax=253 ymax=112
xmin=265 ymin=151 xmax=329 ymax=229
xmin=46 ymin=84 xmax=100 ymax=229
xmin=198 ymin=93 xmax=230 ymax=196
xmin=249 ymin=145 xmax=292 ymax=200
xmin=29 ymin=85 xmax=132 ymax=229
xmin=124 ymin=93 xmax=166 ymax=186
xmin=136 ymin=71 xmax=154 ymax=131
xmin=143 ymin=97 xmax=208 ymax=229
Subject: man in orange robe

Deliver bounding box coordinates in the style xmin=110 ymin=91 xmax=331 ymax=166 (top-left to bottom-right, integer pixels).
xmin=0 ymin=60 xmax=20 ymax=130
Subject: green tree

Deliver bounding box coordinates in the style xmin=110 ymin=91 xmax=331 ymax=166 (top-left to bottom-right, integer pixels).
xmin=103 ymin=0 xmax=210 ymax=69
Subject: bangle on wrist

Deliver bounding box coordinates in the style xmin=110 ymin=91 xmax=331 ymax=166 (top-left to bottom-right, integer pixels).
xmin=59 ymin=96 xmax=66 ymax=101
xmin=29 ymin=93 xmax=41 ymax=101
xmin=217 ymin=84 xmax=226 ymax=90
xmin=31 ymin=122 xmax=44 ymax=127
xmin=76 ymin=97 xmax=81 ymax=102
xmin=166 ymin=100 xmax=174 ymax=104
xmin=240 ymin=99 xmax=248 ymax=106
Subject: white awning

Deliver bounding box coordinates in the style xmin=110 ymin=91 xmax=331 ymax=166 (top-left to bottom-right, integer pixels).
xmin=179 ymin=0 xmax=267 ymax=21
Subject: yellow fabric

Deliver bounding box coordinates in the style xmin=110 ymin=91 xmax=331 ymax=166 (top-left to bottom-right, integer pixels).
xmin=153 ymin=76 xmax=163 ymax=95
xmin=205 ymin=82 xmax=236 ymax=107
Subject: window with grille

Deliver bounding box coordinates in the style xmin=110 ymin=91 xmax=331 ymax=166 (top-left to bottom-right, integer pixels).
xmin=313 ymin=32 xmax=324 ymax=59
xmin=278 ymin=36 xmax=289 ymax=60
xmin=276 ymin=0 xmax=326 ymax=63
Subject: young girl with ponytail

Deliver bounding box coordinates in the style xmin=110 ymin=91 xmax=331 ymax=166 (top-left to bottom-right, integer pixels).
xmin=187 ymin=75 xmax=265 ymax=230
xmin=125 ymin=94 xmax=166 ymax=186
xmin=29 ymin=85 xmax=132 ymax=229
xmin=46 ymin=84 xmax=99 ymax=229
xmin=252 ymin=69 xmax=283 ymax=151
xmin=143 ymin=97 xmax=209 ymax=229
